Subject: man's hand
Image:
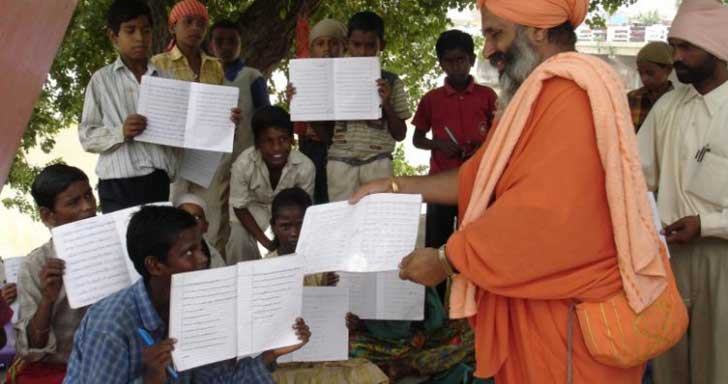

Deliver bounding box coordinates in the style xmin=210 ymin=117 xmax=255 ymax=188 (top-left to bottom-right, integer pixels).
xmin=123 ymin=114 xmax=147 ymax=140
xmin=348 ymin=178 xmax=393 ymax=205
xmin=40 ymin=259 xmax=65 ymax=303
xmin=268 ymin=318 xmax=311 ymax=359
xmin=285 ymin=84 xmax=297 ymax=104
xmin=345 ymin=312 xmax=361 ymax=331
xmin=322 ymin=272 xmax=339 ymax=287
xmin=230 ymin=108 xmax=241 ymax=126
xmin=663 ymin=215 xmax=701 ymax=244
xmin=436 ymin=140 xmax=461 ymax=158
xmin=377 ymin=79 xmax=391 ymax=107
xmin=1 ymin=283 xmax=17 ymax=305
xmin=141 ymin=339 xmax=176 ymax=384
xmin=399 ymin=248 xmax=448 ymax=287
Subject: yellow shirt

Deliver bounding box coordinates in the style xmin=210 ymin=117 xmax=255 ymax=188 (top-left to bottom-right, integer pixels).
xmin=151 ymin=46 xmax=224 ymax=85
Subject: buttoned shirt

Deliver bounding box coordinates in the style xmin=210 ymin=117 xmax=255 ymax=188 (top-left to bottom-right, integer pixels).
xmin=151 ymin=46 xmax=224 ymax=85
xmin=638 ymin=81 xmax=728 ymax=239
xmin=627 ymin=81 xmax=674 ymax=132
xmin=63 ymin=279 xmax=274 ymax=383
xmin=79 ymin=57 xmax=180 ymax=180
xmin=229 ymin=148 xmax=315 ymax=229
xmin=14 ymin=240 xmax=87 ymax=364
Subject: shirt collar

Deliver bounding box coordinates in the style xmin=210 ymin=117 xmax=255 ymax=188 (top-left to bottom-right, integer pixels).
xmin=444 ymin=76 xmax=475 ymax=96
xmin=131 ymin=279 xmax=165 ymax=333
xmin=112 ymin=56 xmax=159 ymax=77
xmin=683 ymin=80 xmax=728 ymax=117
xmin=224 ymin=58 xmax=246 ymax=82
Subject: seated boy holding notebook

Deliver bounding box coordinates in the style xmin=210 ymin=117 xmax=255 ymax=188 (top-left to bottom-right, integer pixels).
xmin=12 ymin=164 xmax=96 ymax=384
xmin=64 ymin=205 xmax=310 ymax=383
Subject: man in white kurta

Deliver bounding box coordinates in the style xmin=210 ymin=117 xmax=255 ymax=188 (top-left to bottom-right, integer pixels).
xmin=637 ymin=1 xmax=728 ymax=383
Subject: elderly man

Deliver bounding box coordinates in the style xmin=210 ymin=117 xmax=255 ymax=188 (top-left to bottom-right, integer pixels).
xmin=637 ymin=1 xmax=728 ymax=383
xmin=351 ymin=0 xmax=687 ymax=383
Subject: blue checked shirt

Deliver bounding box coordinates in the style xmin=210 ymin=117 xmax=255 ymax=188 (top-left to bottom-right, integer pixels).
xmin=63 ymin=280 xmax=274 ymax=383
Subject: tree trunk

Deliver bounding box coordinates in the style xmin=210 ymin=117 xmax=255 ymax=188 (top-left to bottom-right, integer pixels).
xmin=147 ymin=0 xmax=175 ymax=54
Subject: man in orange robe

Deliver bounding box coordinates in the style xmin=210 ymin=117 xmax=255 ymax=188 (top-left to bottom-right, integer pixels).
xmin=350 ymin=1 xmax=653 ymax=382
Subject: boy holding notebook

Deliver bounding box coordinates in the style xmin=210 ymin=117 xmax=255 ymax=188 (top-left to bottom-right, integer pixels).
xmin=64 ymin=205 xmax=310 ymax=383
xmin=12 ymin=164 xmax=96 ymax=383
xmin=326 ymin=11 xmax=411 ymax=202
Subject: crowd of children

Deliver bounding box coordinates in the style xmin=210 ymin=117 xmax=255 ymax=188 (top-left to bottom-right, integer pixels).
xmin=1 ymin=0 xmax=498 ymax=382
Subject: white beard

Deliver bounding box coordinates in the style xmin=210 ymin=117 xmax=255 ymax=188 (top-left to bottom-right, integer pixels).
xmin=497 ymin=27 xmax=541 ymax=110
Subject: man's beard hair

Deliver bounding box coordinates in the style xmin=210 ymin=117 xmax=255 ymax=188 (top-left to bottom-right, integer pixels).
xmin=674 ymin=55 xmax=718 ymax=85
xmin=496 ymin=26 xmax=541 ymax=110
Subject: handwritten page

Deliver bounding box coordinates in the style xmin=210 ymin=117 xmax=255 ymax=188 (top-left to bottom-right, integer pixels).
xmin=296 ymin=193 xmax=422 ymax=274
xmin=2 ymin=256 xmax=24 ymax=322
xmin=179 ymin=149 xmax=223 ymax=188
xmin=237 ymin=255 xmax=303 ymax=357
xmin=185 ymin=82 xmax=238 ymax=153
xmin=53 ymin=216 xmax=132 ymax=309
xmin=339 ymin=271 xmax=424 ymax=320
xmin=289 ymin=57 xmax=381 ymax=122
xmin=137 ymin=76 xmax=238 ymax=153
xmin=136 ymin=76 xmax=190 ymax=147
xmin=169 ymin=266 xmax=238 ymax=371
xmin=280 ymin=287 xmax=349 ymax=363
xmin=52 ymin=203 xmax=168 ymax=308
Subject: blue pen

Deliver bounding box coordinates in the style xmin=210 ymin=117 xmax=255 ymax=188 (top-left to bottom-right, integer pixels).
xmin=137 ymin=328 xmax=179 ymax=381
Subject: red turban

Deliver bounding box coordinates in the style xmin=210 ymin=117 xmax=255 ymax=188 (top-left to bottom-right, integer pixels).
xmin=168 ymin=0 xmax=209 ymax=29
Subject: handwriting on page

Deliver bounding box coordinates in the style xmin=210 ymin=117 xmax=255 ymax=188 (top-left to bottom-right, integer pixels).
xmin=250 ymin=260 xmax=303 ymax=352
xmin=357 ymin=197 xmax=421 ymax=271
xmin=137 ymin=76 xmax=189 ymax=147
xmin=185 ymin=84 xmax=238 ymax=153
xmin=286 ymin=287 xmax=349 ymax=362
xmin=53 ymin=217 xmax=131 ymax=309
xmin=376 ymin=271 xmax=424 ymax=320
xmin=289 ymin=59 xmax=334 ymax=121
xmin=337 ymin=272 xmax=377 ymax=319
xmin=170 ymin=266 xmax=238 ymax=372
xmin=334 ymin=58 xmax=381 ymax=120
xmin=296 ymin=202 xmax=353 ymax=274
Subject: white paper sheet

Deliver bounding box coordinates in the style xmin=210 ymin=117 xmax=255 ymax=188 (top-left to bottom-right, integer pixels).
xmin=280 ymin=287 xmax=349 ymax=363
xmin=238 ymin=255 xmax=304 ymax=357
xmin=136 ymin=76 xmax=238 ymax=153
xmin=52 ymin=203 xmax=168 ymax=308
xmin=296 ymin=193 xmax=422 ymax=274
xmin=339 ymin=271 xmax=424 ymax=321
xmin=2 ymin=256 xmax=24 ymax=322
xmin=647 ymin=192 xmax=670 ymax=258
xmin=289 ymin=57 xmax=381 ymax=122
xmin=169 ymin=265 xmax=238 ymax=371
xmin=179 ymin=149 xmax=223 ymax=188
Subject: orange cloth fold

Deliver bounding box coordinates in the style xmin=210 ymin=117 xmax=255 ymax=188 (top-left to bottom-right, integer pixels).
xmin=477 ymin=0 xmax=588 ymax=28
xmin=447 ymin=52 xmax=668 ymax=379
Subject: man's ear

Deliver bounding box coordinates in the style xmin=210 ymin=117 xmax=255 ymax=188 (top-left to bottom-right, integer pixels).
xmin=38 ymin=207 xmax=56 ymax=228
xmin=145 ymin=256 xmax=166 ymax=278
xmin=527 ymin=27 xmax=550 ymax=47
xmin=108 ymin=29 xmax=118 ymax=48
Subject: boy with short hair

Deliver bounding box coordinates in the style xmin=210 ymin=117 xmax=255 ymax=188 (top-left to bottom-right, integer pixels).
xmin=174 ymin=193 xmax=226 ymax=268
xmin=64 ymin=205 xmax=311 ymax=383
xmin=79 ymin=0 xmax=178 ymax=214
xmin=412 ymin=29 xmax=497 ymax=253
xmin=326 ymin=11 xmax=412 ymax=202
xmin=13 ymin=164 xmax=96 ymax=383
xmin=227 ymin=106 xmax=315 ymax=264
xmin=628 ymin=41 xmax=674 ymax=132
xmin=209 ymin=19 xmax=270 ymax=156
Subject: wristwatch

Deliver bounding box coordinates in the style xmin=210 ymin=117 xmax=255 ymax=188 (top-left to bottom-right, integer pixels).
xmin=438 ymin=245 xmax=455 ymax=277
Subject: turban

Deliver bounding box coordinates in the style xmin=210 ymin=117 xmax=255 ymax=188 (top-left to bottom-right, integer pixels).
xmin=309 ymin=18 xmax=347 ymax=47
xmin=637 ymin=42 xmax=674 ymax=66
xmin=168 ymin=0 xmax=209 ymax=29
xmin=669 ymin=0 xmax=728 ymax=62
xmin=477 ymin=0 xmax=588 ymax=29
xmin=175 ymin=193 xmax=208 ymax=216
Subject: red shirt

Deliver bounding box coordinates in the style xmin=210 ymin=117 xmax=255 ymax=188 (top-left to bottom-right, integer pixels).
xmin=412 ymin=77 xmax=497 ymax=174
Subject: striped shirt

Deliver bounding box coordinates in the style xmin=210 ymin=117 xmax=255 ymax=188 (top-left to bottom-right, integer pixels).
xmin=328 ymin=70 xmax=411 ymax=163
xmin=14 ymin=240 xmax=87 ymax=364
xmin=79 ymin=57 xmax=180 ymax=180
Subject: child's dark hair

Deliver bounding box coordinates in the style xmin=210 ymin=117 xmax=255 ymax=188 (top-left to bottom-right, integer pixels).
xmin=271 ymin=187 xmax=312 ymax=224
xmin=127 ymin=206 xmax=197 ymax=282
xmin=209 ymin=19 xmax=240 ymax=37
xmin=106 ymin=0 xmax=153 ymax=35
xmin=347 ymin=11 xmax=385 ymax=42
xmin=252 ymin=106 xmax=294 ymax=144
xmin=30 ymin=163 xmax=89 ymax=210
xmin=436 ymin=29 xmax=475 ymax=60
